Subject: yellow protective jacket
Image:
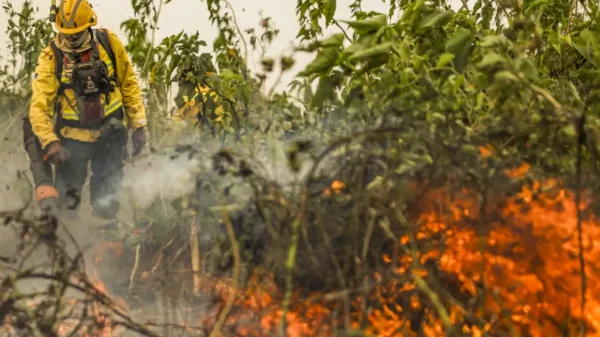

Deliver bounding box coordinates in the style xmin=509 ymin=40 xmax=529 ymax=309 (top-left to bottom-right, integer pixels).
xmin=171 ymin=84 xmax=223 ymax=124
xmin=29 ymin=29 xmax=146 ymax=149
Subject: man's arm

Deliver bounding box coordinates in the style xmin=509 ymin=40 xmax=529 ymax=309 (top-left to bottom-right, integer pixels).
xmin=108 ymin=30 xmax=147 ymax=130
xmin=30 ymin=47 xmax=60 ymax=149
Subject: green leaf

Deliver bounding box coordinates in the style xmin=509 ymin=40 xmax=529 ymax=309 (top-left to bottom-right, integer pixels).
xmin=311 ymin=76 xmax=335 ymax=107
xmin=548 ymin=30 xmax=561 ymax=53
xmin=418 ymin=10 xmax=453 ymax=31
xmin=437 ymin=52 xmax=455 ymax=68
xmin=395 ymin=161 xmax=416 ymax=175
xmin=427 ymin=111 xmax=446 ymax=123
xmin=579 ymin=29 xmax=596 ymax=47
xmin=461 ymin=144 xmax=479 ymax=155
xmin=480 ymin=35 xmax=506 ymax=48
xmin=481 ymin=2 xmax=493 ymax=29
xmin=348 ymin=41 xmax=394 ymax=62
xmin=494 ymin=70 xmax=519 ymax=83
xmin=445 ymin=29 xmax=472 ymax=73
xmin=452 ymin=74 xmax=465 ymax=94
xmin=321 ymin=33 xmax=345 ymax=47
xmin=525 ymin=0 xmax=548 ymax=15
xmin=517 ymin=58 xmax=539 ymax=81
xmin=561 ymin=125 xmax=576 ymax=138
xmin=398 ymin=39 xmax=412 ymax=61
xmin=298 ymin=48 xmax=339 ymax=76
xmin=361 ymin=53 xmax=391 ymax=72
xmin=477 ymin=53 xmax=507 ymax=69
xmin=340 ymin=14 xmax=387 ymax=35
xmin=343 ymin=34 xmax=375 ymax=55
xmin=565 ymin=80 xmax=582 ymax=104
xmin=347 ymin=95 xmax=365 ymax=115
xmin=421 ymin=154 xmax=433 ymax=164
xmin=324 ymin=0 xmax=336 ymax=25
xmin=366 ymin=176 xmax=384 ymax=191
xmin=394 ymin=153 xmax=433 ymax=175
xmin=472 ymin=0 xmax=482 ymax=13
xmin=475 ymin=92 xmax=486 ymax=109
xmin=573 ymin=30 xmax=598 ymax=66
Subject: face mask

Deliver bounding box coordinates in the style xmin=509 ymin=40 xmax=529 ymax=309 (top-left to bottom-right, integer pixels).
xmin=62 ymin=30 xmax=89 ymax=49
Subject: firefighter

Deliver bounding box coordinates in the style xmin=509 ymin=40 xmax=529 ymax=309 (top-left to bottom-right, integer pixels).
xmin=169 ymin=56 xmax=224 ymax=131
xmin=170 ymin=83 xmax=224 ymax=129
xmin=28 ymin=0 xmax=147 ymax=222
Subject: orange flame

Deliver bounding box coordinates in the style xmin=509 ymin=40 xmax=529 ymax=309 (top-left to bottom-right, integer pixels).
xmin=52 ymin=162 xmax=600 ymax=337
xmin=364 ymin=176 xmax=600 ymax=337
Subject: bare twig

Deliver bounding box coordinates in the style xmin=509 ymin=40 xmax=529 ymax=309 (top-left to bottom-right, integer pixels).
xmin=189 ymin=214 xmax=202 ymax=295
xmin=209 ymin=199 xmax=240 ymax=337
xmin=412 ymin=274 xmax=453 ymax=331
xmin=141 ymin=0 xmax=164 ymax=75
xmin=222 ymin=0 xmax=249 ymax=63
xmin=129 ymin=244 xmax=141 ymax=290
xmin=575 ymin=114 xmax=587 ymax=337
xmin=278 ymin=190 xmax=308 ymax=337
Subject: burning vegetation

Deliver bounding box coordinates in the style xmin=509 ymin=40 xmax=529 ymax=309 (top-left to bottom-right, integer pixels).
xmin=3 ymin=0 xmax=600 ymax=335
xmin=2 ymin=140 xmax=599 ymax=337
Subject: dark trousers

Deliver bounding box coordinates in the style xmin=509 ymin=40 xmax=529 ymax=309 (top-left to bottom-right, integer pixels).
xmin=55 ymin=125 xmax=127 ymax=219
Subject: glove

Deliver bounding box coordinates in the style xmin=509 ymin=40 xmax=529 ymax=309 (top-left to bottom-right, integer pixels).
xmin=44 ymin=141 xmax=69 ymax=165
xmin=131 ymin=127 xmax=147 ymax=157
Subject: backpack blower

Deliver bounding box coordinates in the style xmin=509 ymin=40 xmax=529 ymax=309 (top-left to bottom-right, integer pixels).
xmin=19 ymin=0 xmax=61 ymax=214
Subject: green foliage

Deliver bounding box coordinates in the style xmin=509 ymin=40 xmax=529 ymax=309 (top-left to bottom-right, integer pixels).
xmin=288 ymin=0 xmax=600 ymax=182
xmin=0 ymin=1 xmax=53 ymax=115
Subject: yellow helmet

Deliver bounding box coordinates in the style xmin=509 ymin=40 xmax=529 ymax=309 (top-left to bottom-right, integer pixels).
xmin=55 ymin=0 xmax=98 ymax=35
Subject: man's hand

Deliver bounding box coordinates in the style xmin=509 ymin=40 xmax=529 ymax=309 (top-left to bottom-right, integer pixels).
xmin=44 ymin=141 xmax=69 ymax=165
xmin=131 ymin=127 xmax=147 ymax=156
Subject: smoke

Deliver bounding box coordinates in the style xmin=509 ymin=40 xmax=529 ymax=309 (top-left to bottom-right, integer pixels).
xmin=0 ymin=114 xmax=37 ymax=263
xmin=120 ymin=150 xmax=203 ymax=210
xmin=0 ymin=103 xmax=359 ymax=337
xmin=117 ymin=125 xmax=310 ymax=211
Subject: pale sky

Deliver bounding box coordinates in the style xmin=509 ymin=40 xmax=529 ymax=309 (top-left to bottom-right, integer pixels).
xmin=0 ymin=0 xmax=391 ymax=94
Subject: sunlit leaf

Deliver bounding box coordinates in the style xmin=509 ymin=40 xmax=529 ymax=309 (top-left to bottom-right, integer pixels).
xmin=477 ymin=53 xmax=507 ymax=69
xmin=418 ymin=10 xmax=453 ymax=31
xmin=298 ymin=48 xmax=339 ymax=76
xmin=494 ymin=70 xmax=519 ymax=83
xmin=437 ymin=52 xmax=455 ymax=68
xmin=340 ymin=14 xmax=388 ymax=35
xmin=321 ymin=33 xmax=345 ymax=47
xmin=517 ymin=58 xmax=539 ymax=81
xmin=348 ymin=42 xmax=394 ymax=62
xmin=480 ymin=35 xmax=506 ymax=48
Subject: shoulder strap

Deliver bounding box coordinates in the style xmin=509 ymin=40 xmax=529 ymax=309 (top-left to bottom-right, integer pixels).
xmin=48 ymin=40 xmax=66 ymax=131
xmin=49 ymin=40 xmax=63 ymax=84
xmin=95 ymin=28 xmax=119 ymax=85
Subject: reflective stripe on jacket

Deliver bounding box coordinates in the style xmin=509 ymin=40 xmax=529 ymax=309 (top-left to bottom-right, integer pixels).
xmin=29 ymin=29 xmax=146 ymax=149
xmin=58 ymin=51 xmax=122 ymax=120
